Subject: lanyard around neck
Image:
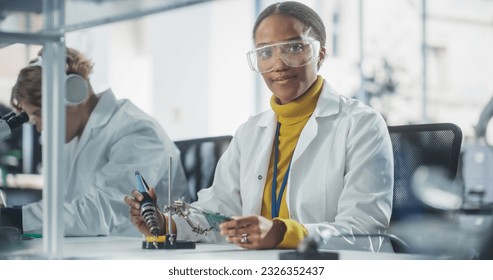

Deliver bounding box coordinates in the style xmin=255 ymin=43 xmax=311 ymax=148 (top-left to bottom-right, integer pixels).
xmin=271 ymin=122 xmax=292 ymax=219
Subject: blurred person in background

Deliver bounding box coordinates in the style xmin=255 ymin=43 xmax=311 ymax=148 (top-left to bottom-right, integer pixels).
xmin=0 ymin=47 xmax=189 ymax=236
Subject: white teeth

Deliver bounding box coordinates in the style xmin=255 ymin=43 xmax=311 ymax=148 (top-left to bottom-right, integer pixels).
xmin=275 ymin=76 xmax=291 ymax=81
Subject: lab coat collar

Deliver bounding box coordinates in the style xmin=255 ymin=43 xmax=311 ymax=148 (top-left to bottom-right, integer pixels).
xmin=257 ymin=80 xmax=341 ymax=127
xmin=66 ymin=89 xmax=118 ymax=183
xmin=313 ymin=81 xmax=341 ymax=118
xmin=256 ymin=81 xmax=342 ymax=166
xmin=86 ymin=89 xmax=118 ymax=130
xmin=75 ymin=88 xmax=117 ymax=153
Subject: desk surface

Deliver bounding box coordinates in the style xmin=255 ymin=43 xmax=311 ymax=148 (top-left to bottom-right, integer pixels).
xmin=2 ymin=236 xmax=431 ymax=260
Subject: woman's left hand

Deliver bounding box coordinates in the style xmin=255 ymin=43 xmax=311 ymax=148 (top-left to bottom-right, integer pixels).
xmin=219 ymin=215 xmax=286 ymax=249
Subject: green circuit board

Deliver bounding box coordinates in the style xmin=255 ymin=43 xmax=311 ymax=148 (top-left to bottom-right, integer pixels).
xmin=202 ymin=211 xmax=232 ymax=231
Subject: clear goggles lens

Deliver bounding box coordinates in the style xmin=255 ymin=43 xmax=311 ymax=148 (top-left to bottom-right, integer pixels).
xmin=247 ymin=40 xmax=320 ymax=73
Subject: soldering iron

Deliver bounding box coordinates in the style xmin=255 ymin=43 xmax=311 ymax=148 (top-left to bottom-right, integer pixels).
xmin=135 ymin=171 xmax=160 ymax=249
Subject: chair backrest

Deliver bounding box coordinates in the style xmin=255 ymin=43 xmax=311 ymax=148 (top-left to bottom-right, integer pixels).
xmin=174 ymin=135 xmax=233 ymax=201
xmin=388 ymin=123 xmax=462 ymax=223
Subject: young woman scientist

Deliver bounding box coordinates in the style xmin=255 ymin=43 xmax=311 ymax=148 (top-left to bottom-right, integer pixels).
xmin=0 ymin=47 xmax=189 ymax=236
xmin=125 ymin=1 xmax=394 ymax=251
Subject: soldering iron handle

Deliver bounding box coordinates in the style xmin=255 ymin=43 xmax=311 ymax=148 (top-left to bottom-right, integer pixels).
xmin=140 ymin=192 xmax=154 ymax=208
xmin=135 ymin=171 xmax=161 ymax=236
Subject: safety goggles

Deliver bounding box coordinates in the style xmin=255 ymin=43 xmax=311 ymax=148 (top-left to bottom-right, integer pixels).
xmin=246 ymin=39 xmax=320 ymax=73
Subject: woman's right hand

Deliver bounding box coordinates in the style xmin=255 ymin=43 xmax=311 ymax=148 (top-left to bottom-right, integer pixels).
xmin=123 ymin=187 xmax=166 ymax=236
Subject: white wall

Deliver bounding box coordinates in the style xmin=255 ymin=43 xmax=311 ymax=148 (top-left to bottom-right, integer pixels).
xmin=62 ymin=0 xmax=256 ymax=141
xmin=146 ymin=0 xmax=255 ymax=140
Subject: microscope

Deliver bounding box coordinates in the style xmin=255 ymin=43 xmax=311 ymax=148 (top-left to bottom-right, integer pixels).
xmin=0 ymin=112 xmax=28 ymax=141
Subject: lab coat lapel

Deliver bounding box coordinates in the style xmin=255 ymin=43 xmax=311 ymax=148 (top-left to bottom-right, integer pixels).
xmin=66 ymin=89 xmax=116 ymax=183
xmin=291 ymin=81 xmax=339 ymax=164
xmin=286 ymin=81 xmax=340 ymax=214
xmin=292 ymin=116 xmax=317 ymax=164
xmin=249 ymin=112 xmax=276 ymax=215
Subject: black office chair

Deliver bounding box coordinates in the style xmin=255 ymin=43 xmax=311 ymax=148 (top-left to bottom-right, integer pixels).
xmin=388 ymin=123 xmax=463 ymax=224
xmin=174 ymin=135 xmax=233 ymax=201
xmin=387 ymin=123 xmax=463 ymax=253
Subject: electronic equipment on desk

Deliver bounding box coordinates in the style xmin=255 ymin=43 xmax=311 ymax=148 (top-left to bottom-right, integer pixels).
xmin=279 ymin=232 xmax=339 ymax=260
xmin=164 ymin=200 xmax=231 ymax=236
xmin=389 ymin=165 xmax=492 ymax=258
xmin=462 ymin=96 xmax=493 ymax=210
xmin=136 ymin=163 xmax=196 ymax=250
xmin=135 ymin=171 xmax=161 ymax=249
xmin=141 ymin=196 xmax=233 ymax=249
xmin=462 ymin=143 xmax=493 ymax=210
xmin=137 ymin=157 xmax=231 ymax=250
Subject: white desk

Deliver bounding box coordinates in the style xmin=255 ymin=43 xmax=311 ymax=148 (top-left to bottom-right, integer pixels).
xmin=2 ymin=236 xmax=431 ymax=260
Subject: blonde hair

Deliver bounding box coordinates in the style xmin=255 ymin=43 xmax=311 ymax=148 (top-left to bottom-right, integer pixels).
xmin=10 ymin=47 xmax=94 ymax=111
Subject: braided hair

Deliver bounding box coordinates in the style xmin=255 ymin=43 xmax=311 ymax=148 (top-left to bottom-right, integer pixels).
xmin=252 ymin=1 xmax=326 ymax=48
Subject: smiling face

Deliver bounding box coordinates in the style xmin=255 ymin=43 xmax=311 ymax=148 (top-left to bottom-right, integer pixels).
xmin=254 ymin=14 xmax=324 ymax=105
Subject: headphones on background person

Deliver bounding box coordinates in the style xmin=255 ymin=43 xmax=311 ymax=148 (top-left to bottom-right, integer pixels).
xmin=29 ymin=56 xmax=89 ymax=106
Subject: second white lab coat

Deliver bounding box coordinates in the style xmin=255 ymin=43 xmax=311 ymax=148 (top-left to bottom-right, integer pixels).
xmin=173 ymin=81 xmax=394 ymax=252
xmin=22 ymin=89 xmax=189 ymax=236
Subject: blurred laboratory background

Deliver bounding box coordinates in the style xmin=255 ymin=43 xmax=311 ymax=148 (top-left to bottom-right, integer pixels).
xmin=1 ymin=0 xmax=493 ymax=258
xmin=1 ymin=0 xmax=491 ymax=140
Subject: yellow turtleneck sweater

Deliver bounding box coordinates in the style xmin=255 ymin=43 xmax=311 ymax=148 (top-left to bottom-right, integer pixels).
xmin=261 ymin=75 xmax=323 ymax=248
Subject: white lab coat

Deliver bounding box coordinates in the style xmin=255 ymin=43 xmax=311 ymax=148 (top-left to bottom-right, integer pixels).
xmin=22 ymin=89 xmax=189 ymax=236
xmin=174 ymin=81 xmax=394 ymax=252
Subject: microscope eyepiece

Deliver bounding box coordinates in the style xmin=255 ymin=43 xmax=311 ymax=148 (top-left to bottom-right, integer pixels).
xmin=0 ymin=112 xmax=29 ymax=141
xmin=6 ymin=112 xmax=29 ymax=130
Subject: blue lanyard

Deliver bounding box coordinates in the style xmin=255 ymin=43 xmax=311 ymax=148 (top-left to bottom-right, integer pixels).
xmin=271 ymin=122 xmax=292 ymax=219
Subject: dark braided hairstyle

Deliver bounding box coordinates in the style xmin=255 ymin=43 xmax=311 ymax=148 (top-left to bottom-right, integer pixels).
xmin=252 ymin=1 xmax=326 ymax=48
